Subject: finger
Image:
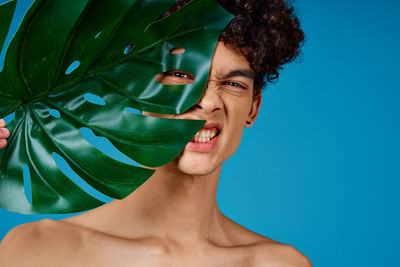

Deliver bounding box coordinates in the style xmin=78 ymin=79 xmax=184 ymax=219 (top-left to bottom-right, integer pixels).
xmin=0 ymin=119 xmax=5 ymax=127
xmin=0 ymin=128 xmax=10 ymax=138
xmin=0 ymin=139 xmax=6 ymax=149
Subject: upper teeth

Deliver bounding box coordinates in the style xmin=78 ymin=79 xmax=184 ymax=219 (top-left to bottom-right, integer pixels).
xmin=193 ymin=128 xmax=218 ymax=143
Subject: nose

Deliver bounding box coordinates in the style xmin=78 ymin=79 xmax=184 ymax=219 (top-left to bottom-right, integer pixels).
xmin=192 ymin=82 xmax=222 ymax=113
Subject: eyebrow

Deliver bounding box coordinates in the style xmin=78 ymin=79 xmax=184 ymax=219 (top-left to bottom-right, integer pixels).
xmin=222 ymin=69 xmax=255 ymax=80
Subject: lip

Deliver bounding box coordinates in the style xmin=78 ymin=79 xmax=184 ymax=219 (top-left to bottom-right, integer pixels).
xmin=199 ymin=122 xmax=221 ymax=132
xmin=185 ymin=133 xmax=219 ymax=152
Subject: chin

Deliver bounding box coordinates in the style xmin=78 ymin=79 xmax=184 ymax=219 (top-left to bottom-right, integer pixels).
xmin=173 ymin=150 xmax=221 ymax=176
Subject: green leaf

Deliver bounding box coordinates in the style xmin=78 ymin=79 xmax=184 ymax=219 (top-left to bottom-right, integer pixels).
xmin=0 ymin=0 xmax=21 ymax=114
xmin=0 ymin=0 xmax=16 ymax=53
xmin=0 ymin=0 xmax=232 ymax=214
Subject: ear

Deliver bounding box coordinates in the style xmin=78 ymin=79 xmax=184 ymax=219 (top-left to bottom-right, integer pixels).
xmin=245 ymin=91 xmax=262 ymax=128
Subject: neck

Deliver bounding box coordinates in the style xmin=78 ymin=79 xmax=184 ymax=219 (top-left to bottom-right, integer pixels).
xmin=105 ymin=161 xmax=227 ymax=244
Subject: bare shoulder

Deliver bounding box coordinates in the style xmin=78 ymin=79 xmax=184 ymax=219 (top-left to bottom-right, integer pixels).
xmin=221 ymin=216 xmax=312 ymax=266
xmin=0 ymin=219 xmax=83 ymax=267
xmin=252 ymin=241 xmax=312 ymax=267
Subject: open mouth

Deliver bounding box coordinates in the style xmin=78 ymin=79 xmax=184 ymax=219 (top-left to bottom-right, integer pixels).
xmin=190 ymin=127 xmax=221 ymax=143
xmin=185 ymin=122 xmax=221 ymax=152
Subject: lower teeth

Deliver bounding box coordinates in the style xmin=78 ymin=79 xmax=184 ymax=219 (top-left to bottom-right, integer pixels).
xmin=192 ymin=137 xmax=213 ymax=143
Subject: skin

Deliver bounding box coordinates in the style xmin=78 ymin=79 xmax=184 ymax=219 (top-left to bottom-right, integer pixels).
xmin=0 ymin=42 xmax=312 ymax=267
xmin=0 ymin=119 xmax=9 ymax=149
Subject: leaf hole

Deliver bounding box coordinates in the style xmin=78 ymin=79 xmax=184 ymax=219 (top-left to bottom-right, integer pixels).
xmin=124 ymin=107 xmax=142 ymax=115
xmin=156 ymin=1 xmax=192 ymax=20
xmin=65 ymin=60 xmax=81 ymax=75
xmin=79 ymin=128 xmax=140 ymax=167
xmin=169 ymin=47 xmax=185 ymax=54
xmin=124 ymin=43 xmax=135 ymax=55
xmin=94 ymin=31 xmax=102 ymax=39
xmin=155 ymin=69 xmax=195 ymax=85
xmin=2 ymin=112 xmax=15 ymax=124
xmin=49 ymin=108 xmax=61 ymax=118
xmin=52 ymin=152 xmax=112 ymax=203
xmin=23 ymin=164 xmax=32 ymax=204
xmin=83 ymin=93 xmax=106 ymax=106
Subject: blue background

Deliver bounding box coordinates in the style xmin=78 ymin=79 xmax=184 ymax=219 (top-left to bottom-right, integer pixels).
xmin=1 ymin=0 xmax=399 ymax=266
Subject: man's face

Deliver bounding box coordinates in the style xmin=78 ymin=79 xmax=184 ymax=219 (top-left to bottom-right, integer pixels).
xmin=143 ymin=41 xmax=262 ymax=175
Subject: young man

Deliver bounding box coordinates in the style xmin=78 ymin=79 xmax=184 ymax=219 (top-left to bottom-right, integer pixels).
xmin=0 ymin=0 xmax=310 ymax=266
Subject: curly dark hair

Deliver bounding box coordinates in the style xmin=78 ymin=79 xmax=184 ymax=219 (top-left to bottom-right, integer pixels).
xmin=161 ymin=0 xmax=304 ymax=98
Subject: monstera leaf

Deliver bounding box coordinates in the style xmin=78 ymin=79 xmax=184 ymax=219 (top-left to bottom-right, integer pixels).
xmin=0 ymin=0 xmax=232 ymax=214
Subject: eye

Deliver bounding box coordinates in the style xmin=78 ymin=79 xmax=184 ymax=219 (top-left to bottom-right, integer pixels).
xmin=169 ymin=71 xmax=189 ymax=78
xmin=155 ymin=69 xmax=195 ymax=85
xmin=223 ymin=81 xmax=247 ymax=90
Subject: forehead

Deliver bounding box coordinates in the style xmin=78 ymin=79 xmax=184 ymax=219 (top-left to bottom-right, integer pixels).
xmin=209 ymin=42 xmax=252 ymax=77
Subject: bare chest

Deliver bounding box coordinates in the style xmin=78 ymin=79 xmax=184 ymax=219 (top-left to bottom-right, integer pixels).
xmin=44 ymin=238 xmax=256 ymax=267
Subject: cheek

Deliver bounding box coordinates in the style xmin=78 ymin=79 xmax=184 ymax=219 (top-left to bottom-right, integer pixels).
xmin=221 ymin=124 xmax=245 ymax=162
xmin=221 ymin=99 xmax=251 ymax=159
xmin=224 ymin=95 xmax=253 ymax=128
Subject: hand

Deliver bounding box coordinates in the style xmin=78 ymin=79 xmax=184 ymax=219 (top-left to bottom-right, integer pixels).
xmin=0 ymin=119 xmax=10 ymax=149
